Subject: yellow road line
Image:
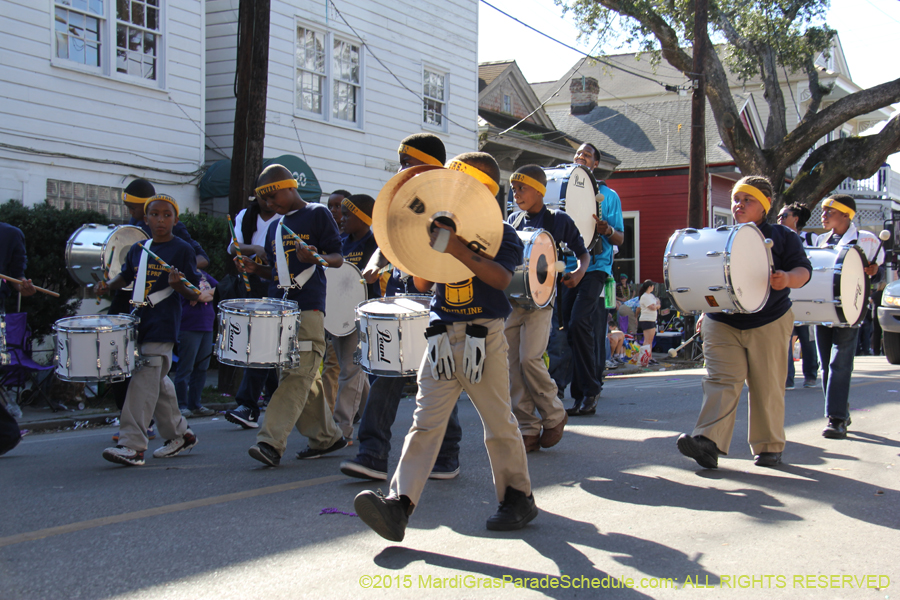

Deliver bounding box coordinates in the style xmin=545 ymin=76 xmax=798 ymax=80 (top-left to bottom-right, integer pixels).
xmin=0 ymin=474 xmax=344 ymax=549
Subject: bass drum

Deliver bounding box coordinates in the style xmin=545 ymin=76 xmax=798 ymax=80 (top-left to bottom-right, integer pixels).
xmin=324 ymin=262 xmax=368 ymax=336
xmin=65 ymin=224 xmax=148 ymax=288
xmin=542 ymin=164 xmax=601 ymax=250
xmin=664 ymin=224 xmax=772 ymax=314
xmin=507 ymin=229 xmax=559 ymax=309
xmin=791 ymin=246 xmax=867 ymax=327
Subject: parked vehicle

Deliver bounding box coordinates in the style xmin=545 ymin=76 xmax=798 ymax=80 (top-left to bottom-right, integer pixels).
xmin=877 ymin=278 xmax=900 ymax=364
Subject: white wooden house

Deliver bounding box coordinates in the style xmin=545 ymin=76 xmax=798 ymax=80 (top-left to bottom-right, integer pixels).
xmin=0 ymin=0 xmax=206 ymax=219
xmin=204 ymin=0 xmax=479 ymax=210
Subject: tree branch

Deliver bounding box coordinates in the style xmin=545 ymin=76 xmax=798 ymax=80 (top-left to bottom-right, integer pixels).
xmin=801 ymin=57 xmax=831 ymax=121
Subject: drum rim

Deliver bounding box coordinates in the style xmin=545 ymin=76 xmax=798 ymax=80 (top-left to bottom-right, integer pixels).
xmin=543 ymin=164 xmax=601 ymax=250
xmin=53 ymin=314 xmax=138 ymax=332
xmin=356 ymin=295 xmax=432 ymax=318
xmin=724 ymin=223 xmax=771 ymax=313
xmin=517 ymin=229 xmax=556 ymax=309
xmin=218 ymin=298 xmax=301 ymax=316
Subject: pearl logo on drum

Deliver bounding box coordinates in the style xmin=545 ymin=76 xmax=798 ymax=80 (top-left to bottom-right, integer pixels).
xmin=228 ymin=321 xmax=241 ymax=354
xmin=375 ymin=324 xmax=393 ymax=364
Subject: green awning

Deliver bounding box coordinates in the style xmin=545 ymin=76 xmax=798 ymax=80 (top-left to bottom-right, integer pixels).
xmin=199 ymin=155 xmax=322 ymax=202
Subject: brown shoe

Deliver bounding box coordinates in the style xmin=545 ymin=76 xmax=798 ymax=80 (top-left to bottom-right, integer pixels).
xmin=522 ymin=434 xmax=540 ymax=453
xmin=539 ymin=413 xmax=567 ymax=448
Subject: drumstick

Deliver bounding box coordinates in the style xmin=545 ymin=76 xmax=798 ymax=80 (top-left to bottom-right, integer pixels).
xmin=359 ymin=264 xmax=392 ymax=285
xmin=764 ymin=239 xmax=775 ymax=274
xmin=0 ymin=273 xmax=60 ymax=298
xmin=280 ymin=222 xmax=330 ymax=268
xmin=866 ymin=230 xmax=891 ymax=269
xmin=227 ymin=215 xmax=252 ymax=293
xmin=668 ymin=331 xmax=700 ymax=358
xmin=138 ymin=245 xmax=201 ymax=293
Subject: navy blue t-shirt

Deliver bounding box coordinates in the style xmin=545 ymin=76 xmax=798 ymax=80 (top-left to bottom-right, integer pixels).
xmin=264 ymin=203 xmax=342 ymax=312
xmin=131 ymin=218 xmax=209 ymax=264
xmin=0 ymin=222 xmax=27 ymax=300
xmin=707 ymin=221 xmax=811 ymax=330
xmin=342 ymin=230 xmax=380 ymax=299
xmin=430 ymin=223 xmax=524 ymax=323
xmin=507 ymin=206 xmax=588 ymax=258
xmin=119 ymin=237 xmax=200 ymax=344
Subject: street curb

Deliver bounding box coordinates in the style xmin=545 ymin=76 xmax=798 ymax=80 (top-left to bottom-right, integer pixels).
xmin=19 ymin=403 xmax=240 ymax=433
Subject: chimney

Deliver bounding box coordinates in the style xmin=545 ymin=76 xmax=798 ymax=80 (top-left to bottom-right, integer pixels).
xmin=570 ymin=76 xmax=599 ymax=115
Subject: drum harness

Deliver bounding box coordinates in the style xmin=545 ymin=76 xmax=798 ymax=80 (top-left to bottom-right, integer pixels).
xmin=274 ymin=215 xmax=317 ymax=354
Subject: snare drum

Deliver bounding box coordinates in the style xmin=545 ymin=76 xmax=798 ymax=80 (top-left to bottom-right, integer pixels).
xmin=66 ymin=224 xmax=149 ymax=287
xmin=53 ymin=315 xmax=139 ymax=382
xmin=507 ymin=229 xmax=558 ymax=309
xmin=791 ymin=246 xmax=867 ymax=327
xmin=216 ymin=299 xmax=301 ymax=368
xmin=325 ymin=262 xmax=367 ymax=336
xmin=543 ymin=164 xmax=601 ymax=250
xmin=664 ymin=224 xmax=772 ymax=314
xmin=356 ymin=296 xmax=431 ymax=377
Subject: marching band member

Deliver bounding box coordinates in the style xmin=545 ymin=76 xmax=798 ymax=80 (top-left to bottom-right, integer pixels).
xmin=505 ymin=165 xmax=589 ymax=452
xmin=354 ymin=152 xmax=537 ymax=541
xmin=322 ymin=190 xmax=352 ymax=413
xmin=677 ymin=176 xmax=811 ymax=469
xmin=814 ymin=195 xmax=884 ymax=440
xmin=237 ymin=165 xmax=347 ymax=466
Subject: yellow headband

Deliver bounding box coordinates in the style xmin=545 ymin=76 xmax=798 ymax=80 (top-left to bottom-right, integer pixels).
xmin=144 ymin=194 xmax=180 ymax=216
xmin=446 ymin=160 xmax=500 ymax=196
xmin=510 ymin=172 xmax=546 ymax=196
xmin=124 ymin=193 xmax=151 ymax=206
xmin=341 ymin=198 xmax=372 ymax=226
xmin=398 ymin=144 xmax=443 ymax=167
xmin=732 ymin=184 xmax=771 ymax=213
xmin=822 ymin=197 xmax=856 ymax=220
xmin=254 ymin=178 xmax=298 ymax=198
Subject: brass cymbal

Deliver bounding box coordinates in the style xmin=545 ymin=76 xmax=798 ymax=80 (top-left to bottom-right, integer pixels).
xmin=372 ymin=165 xmax=443 ymax=273
xmin=380 ymin=169 xmax=504 ymax=283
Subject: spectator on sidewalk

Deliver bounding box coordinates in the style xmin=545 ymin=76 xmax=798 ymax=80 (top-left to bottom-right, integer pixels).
xmin=174 ymin=270 xmax=218 ymax=418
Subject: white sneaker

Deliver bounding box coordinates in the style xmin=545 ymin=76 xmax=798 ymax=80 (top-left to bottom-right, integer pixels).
xmin=102 ymin=445 xmax=145 ymax=466
xmin=153 ymin=430 xmax=198 ymax=458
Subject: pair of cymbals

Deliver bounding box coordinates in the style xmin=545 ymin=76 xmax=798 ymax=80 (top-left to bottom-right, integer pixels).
xmin=372 ymin=167 xmax=504 ymax=283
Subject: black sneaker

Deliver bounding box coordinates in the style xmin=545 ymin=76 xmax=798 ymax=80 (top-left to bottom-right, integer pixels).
xmin=486 ymin=486 xmax=538 ymax=531
xmin=565 ymin=399 xmax=582 ymax=416
xmin=754 ymin=452 xmax=783 ymax=467
xmin=354 ymin=489 xmax=410 ymax=542
xmin=340 ymin=455 xmax=388 ymax=480
xmin=225 ymin=405 xmax=259 ymax=429
xmin=676 ymin=434 xmax=719 ymax=469
xmin=578 ymin=394 xmax=600 ymax=415
xmin=296 ymin=436 xmax=349 ymax=460
xmin=249 ymin=442 xmax=281 ymax=466
xmin=429 ymin=456 xmax=460 ymax=480
xmin=823 ymin=417 xmax=851 ymax=439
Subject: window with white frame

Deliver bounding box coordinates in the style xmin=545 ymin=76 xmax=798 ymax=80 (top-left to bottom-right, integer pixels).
xmin=423 ymin=68 xmax=445 ymax=127
xmin=53 ymin=0 xmax=163 ymax=83
xmin=296 ymin=23 xmax=362 ymax=125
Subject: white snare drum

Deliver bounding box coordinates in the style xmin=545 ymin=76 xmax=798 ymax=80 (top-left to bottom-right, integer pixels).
xmin=53 ymin=315 xmax=139 ymax=382
xmin=791 ymin=246 xmax=867 ymax=327
xmin=216 ymin=299 xmax=301 ymax=368
xmin=65 ymin=224 xmax=148 ymax=288
xmin=325 ymin=262 xmax=367 ymax=337
xmin=356 ymin=296 xmax=431 ymax=377
xmin=664 ymin=224 xmax=772 ymax=314
xmin=507 ymin=229 xmax=558 ymax=309
xmin=543 ymin=164 xmax=601 ymax=249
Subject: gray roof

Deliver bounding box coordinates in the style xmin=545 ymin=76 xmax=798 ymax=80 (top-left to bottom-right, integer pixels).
xmin=544 ymin=95 xmax=741 ymax=171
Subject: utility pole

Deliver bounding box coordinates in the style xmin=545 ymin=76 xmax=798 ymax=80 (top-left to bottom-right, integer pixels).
xmin=228 ymin=0 xmax=271 ymax=218
xmin=688 ymin=0 xmax=707 ymax=229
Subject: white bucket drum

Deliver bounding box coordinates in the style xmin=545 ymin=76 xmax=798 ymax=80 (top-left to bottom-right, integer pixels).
xmin=53 ymin=314 xmax=139 ymax=382
xmin=791 ymin=246 xmax=867 ymax=327
xmin=543 ymin=164 xmax=601 ymax=250
xmin=325 ymin=262 xmax=367 ymax=337
xmin=216 ymin=298 xmax=301 ymax=368
xmin=356 ymin=295 xmax=431 ymax=377
xmin=65 ymin=224 xmax=148 ymax=288
xmin=664 ymin=224 xmax=772 ymax=314
xmin=507 ymin=229 xmax=559 ymax=309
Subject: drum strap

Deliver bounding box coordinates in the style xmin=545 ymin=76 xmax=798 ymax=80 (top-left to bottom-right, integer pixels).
xmin=131 ymin=240 xmax=176 ymax=308
xmin=275 ymin=215 xmax=316 ymax=289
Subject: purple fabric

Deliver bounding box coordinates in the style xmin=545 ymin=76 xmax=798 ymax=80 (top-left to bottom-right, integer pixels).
xmin=179 ymin=271 xmax=218 ymax=332
xmin=0 ymin=313 xmax=53 ymax=389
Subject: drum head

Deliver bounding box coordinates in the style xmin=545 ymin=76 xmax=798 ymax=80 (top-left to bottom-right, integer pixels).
xmin=727 ymin=225 xmax=771 ymax=313
xmin=220 ymin=298 xmax=299 ymax=314
xmin=543 ymin=165 xmax=598 ymax=249
xmin=358 ymin=296 xmax=431 ymax=316
xmin=519 ymin=230 xmax=557 ymax=308
xmin=838 ymin=246 xmax=867 ymax=326
xmin=104 ymin=226 xmax=148 ymax=279
xmin=55 ymin=314 xmax=136 ymax=330
xmin=325 ymin=263 xmax=367 ymax=336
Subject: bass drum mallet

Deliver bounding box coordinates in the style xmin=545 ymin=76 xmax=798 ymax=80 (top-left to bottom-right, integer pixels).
xmin=668 ymin=331 xmax=700 ymax=358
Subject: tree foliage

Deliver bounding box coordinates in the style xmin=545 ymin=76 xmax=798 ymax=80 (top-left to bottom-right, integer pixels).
xmin=557 ymin=0 xmax=900 ymax=213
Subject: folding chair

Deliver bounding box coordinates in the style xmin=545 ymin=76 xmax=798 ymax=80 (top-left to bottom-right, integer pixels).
xmin=0 ymin=313 xmax=56 ymax=411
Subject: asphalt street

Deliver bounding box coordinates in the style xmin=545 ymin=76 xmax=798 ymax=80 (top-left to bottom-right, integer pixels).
xmin=1 ymin=357 xmax=898 ymax=599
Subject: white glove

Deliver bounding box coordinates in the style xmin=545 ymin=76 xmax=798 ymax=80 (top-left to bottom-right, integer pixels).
xmin=463 ymin=324 xmax=488 ymax=384
xmin=425 ymin=324 xmax=455 ymax=380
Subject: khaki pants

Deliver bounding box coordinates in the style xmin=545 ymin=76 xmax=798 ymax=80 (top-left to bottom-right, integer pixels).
xmin=391 ymin=318 xmax=531 ymax=507
xmin=505 ymin=305 xmax=565 ymax=436
xmin=119 ymin=342 xmax=187 ymax=452
xmin=331 ymin=328 xmax=370 ymax=438
xmin=257 ymin=311 xmax=342 ymax=455
xmin=694 ymin=310 xmax=793 ymax=455
xmin=322 ymin=336 xmax=339 ymax=413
